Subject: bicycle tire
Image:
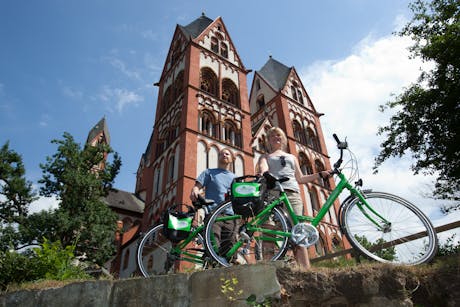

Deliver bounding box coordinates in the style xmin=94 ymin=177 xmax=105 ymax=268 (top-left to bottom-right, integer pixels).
xmin=340 ymin=191 xmax=438 ymax=265
xmin=204 ymin=201 xmax=290 ymax=267
xmin=137 ymin=224 xmax=206 ymax=277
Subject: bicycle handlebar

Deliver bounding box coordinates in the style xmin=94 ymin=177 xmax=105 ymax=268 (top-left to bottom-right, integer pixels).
xmin=332 ymin=133 xmax=348 ymax=171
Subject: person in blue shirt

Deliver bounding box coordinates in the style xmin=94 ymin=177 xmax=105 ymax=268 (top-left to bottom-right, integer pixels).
xmin=190 ymin=148 xmax=237 ymax=258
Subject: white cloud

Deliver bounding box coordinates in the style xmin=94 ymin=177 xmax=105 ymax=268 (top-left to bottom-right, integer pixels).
xmin=98 ymin=86 xmax=144 ymax=113
xmin=141 ymin=29 xmax=159 ymax=41
xmin=61 ymin=85 xmax=83 ymax=99
xmin=103 ymin=56 xmax=141 ymax=81
xmin=299 ymin=23 xmax=458 ymax=239
xmin=29 ymin=196 xmax=59 ymax=213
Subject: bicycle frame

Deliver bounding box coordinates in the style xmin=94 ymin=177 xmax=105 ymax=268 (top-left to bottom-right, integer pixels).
xmin=168 ymin=224 xmax=206 ymax=265
xmin=218 ymin=172 xmax=391 ymax=259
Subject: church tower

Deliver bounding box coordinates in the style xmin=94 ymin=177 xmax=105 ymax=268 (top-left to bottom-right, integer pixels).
xmin=249 ymin=57 xmax=348 ymax=256
xmin=136 ymin=14 xmax=253 ymax=231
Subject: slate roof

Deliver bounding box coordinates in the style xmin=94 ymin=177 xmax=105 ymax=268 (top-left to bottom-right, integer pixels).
xmin=258 ymin=57 xmax=291 ymax=92
xmin=103 ymin=189 xmax=144 ymax=214
xmin=86 ymin=117 xmax=110 ymax=144
xmin=179 ymin=13 xmax=214 ymax=39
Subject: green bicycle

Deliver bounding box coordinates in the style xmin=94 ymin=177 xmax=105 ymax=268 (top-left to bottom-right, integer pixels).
xmin=204 ymin=134 xmax=438 ymax=266
xmin=137 ymin=197 xmax=215 ymax=276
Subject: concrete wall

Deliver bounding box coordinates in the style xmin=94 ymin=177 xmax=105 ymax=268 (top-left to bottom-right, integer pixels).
xmin=1 ymin=261 xmax=459 ymax=307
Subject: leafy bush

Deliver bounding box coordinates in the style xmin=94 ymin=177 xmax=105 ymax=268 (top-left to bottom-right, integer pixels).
xmin=437 ymin=234 xmax=460 ymax=257
xmin=32 ymin=238 xmax=89 ymax=280
xmin=0 ymin=238 xmax=89 ymax=291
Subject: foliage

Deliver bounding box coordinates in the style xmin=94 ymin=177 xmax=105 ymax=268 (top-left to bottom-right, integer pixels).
xmin=355 ymin=235 xmax=397 ymax=261
xmin=220 ymin=275 xmax=243 ymax=302
xmin=0 ymin=142 xmax=37 ymax=251
xmin=437 ymin=234 xmax=460 ymax=256
xmin=0 ymin=238 xmax=89 ymax=291
xmin=375 ymin=0 xmax=460 ymax=202
xmin=32 ymin=238 xmax=89 ymax=281
xmin=312 ymin=256 xmax=358 ymax=268
xmin=38 ymin=132 xmax=121 ymax=265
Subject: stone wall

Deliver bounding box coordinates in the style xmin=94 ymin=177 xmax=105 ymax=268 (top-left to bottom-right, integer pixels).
xmin=1 ymin=260 xmax=458 ymax=307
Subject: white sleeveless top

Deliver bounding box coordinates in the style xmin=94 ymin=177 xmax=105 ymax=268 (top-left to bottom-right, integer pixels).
xmin=266 ymin=154 xmax=299 ymax=192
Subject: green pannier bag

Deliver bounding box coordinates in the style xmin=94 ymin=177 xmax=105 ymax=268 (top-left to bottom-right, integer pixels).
xmin=163 ymin=205 xmax=194 ymax=242
xmin=231 ymin=176 xmax=264 ymax=217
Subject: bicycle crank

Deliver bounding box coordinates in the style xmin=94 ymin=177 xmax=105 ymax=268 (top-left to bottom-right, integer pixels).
xmin=291 ymin=223 xmax=319 ymax=247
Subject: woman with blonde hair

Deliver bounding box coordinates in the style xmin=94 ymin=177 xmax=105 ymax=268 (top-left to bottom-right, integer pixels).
xmin=257 ymin=127 xmax=331 ymax=268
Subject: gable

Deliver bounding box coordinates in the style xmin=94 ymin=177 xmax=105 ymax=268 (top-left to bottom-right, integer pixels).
xmin=193 ymin=16 xmax=246 ymax=70
xmin=281 ymin=68 xmax=316 ymax=112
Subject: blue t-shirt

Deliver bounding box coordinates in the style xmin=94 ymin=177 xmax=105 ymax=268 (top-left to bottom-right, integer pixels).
xmin=196 ymin=168 xmax=235 ymax=214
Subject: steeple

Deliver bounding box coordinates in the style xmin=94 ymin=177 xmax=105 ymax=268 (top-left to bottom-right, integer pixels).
xmin=258 ymin=57 xmax=292 ymax=92
xmin=86 ymin=117 xmax=110 ymax=145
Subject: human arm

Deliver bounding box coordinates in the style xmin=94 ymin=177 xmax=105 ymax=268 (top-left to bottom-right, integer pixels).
xmin=190 ymin=181 xmax=204 ymax=202
xmin=293 ymin=155 xmax=332 ymax=184
xmin=256 ymin=154 xmax=269 ymax=176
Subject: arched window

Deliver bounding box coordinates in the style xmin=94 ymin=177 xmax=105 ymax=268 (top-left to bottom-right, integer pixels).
xmin=170 ymin=41 xmax=181 ymax=66
xmin=221 ymin=78 xmax=239 ymax=107
xmin=291 ymin=85 xmax=298 ymax=101
xmin=199 ymin=110 xmax=217 ymax=137
xmin=297 ymin=89 xmax=304 ymax=104
xmin=220 ymin=43 xmax=228 ymax=58
xmin=210 ymin=34 xmax=228 ymax=58
xmin=167 ymin=155 xmax=175 ymax=183
xmin=315 ymin=160 xmax=330 ymax=189
xmin=222 ymin=120 xmax=240 ymax=147
xmin=168 ymin=117 xmax=180 ymax=145
xmin=299 ymin=153 xmax=313 ymax=175
xmin=314 ymin=235 xmax=326 ymax=257
xmin=292 ymin=121 xmax=304 ymax=144
xmin=309 ymin=188 xmax=320 ymax=212
xmin=331 ymin=235 xmax=342 ymax=252
xmin=211 ymin=37 xmax=219 ymax=53
xmin=258 ymin=135 xmax=268 ymax=153
xmin=306 ymin=127 xmax=321 ymax=152
xmin=162 ymin=86 xmax=172 ymax=115
xmin=256 ymin=94 xmax=265 ymax=110
xmin=200 ymin=67 xmax=218 ymax=97
xmin=173 ymin=71 xmax=184 ymax=101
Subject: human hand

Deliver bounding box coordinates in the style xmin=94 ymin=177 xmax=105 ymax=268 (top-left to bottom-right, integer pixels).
xmin=319 ymin=170 xmax=332 ymax=179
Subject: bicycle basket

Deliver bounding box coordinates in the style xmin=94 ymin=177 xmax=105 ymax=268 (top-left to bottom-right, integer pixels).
xmin=163 ymin=204 xmax=194 ymax=243
xmin=231 ymin=176 xmax=265 ymax=218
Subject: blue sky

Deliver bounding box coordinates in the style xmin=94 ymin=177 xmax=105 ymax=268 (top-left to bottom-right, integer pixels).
xmin=2 ymin=0 xmax=458 ymax=235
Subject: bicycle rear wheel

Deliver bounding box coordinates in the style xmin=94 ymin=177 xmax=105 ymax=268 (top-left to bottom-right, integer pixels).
xmin=204 ymin=201 xmax=290 ymax=267
xmin=137 ymin=224 xmax=206 ymax=277
xmin=340 ymin=191 xmax=438 ymax=265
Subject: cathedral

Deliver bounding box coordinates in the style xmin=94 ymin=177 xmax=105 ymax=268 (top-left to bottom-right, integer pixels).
xmin=101 ymin=14 xmax=348 ymax=278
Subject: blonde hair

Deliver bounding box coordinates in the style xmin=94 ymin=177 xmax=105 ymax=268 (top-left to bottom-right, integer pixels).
xmin=266 ymin=127 xmax=287 ymax=151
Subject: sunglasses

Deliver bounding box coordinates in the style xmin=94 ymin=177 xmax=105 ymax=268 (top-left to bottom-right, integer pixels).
xmin=280 ymin=156 xmax=286 ymax=167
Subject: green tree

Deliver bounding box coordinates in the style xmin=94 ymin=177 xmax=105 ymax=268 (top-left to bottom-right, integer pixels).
xmin=355 ymin=235 xmax=397 ymax=261
xmin=39 ymin=132 xmax=122 ymax=265
xmin=0 ymin=142 xmax=36 ymax=224
xmin=375 ymin=0 xmax=460 ymax=202
xmin=0 ymin=142 xmax=37 ymax=250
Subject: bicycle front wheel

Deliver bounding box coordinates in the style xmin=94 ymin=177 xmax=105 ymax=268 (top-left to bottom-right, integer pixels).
xmin=137 ymin=224 xmax=206 ymax=277
xmin=204 ymin=201 xmax=290 ymax=267
xmin=340 ymin=191 xmax=438 ymax=265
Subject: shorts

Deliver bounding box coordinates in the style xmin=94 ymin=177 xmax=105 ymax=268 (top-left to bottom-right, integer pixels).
xmin=268 ymin=190 xmax=304 ymax=216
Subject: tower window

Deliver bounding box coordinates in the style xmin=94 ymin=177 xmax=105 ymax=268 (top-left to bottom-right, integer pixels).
xmin=291 ymin=86 xmax=298 ymax=101
xmin=256 ymin=94 xmax=265 ymax=110
xmin=221 ymin=78 xmax=239 ymax=107
xmin=220 ymin=43 xmax=228 ymax=58
xmin=200 ymin=67 xmax=218 ymax=97
xmin=211 ymin=37 xmax=219 ymax=53
xmin=210 ymin=35 xmax=229 ymax=59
